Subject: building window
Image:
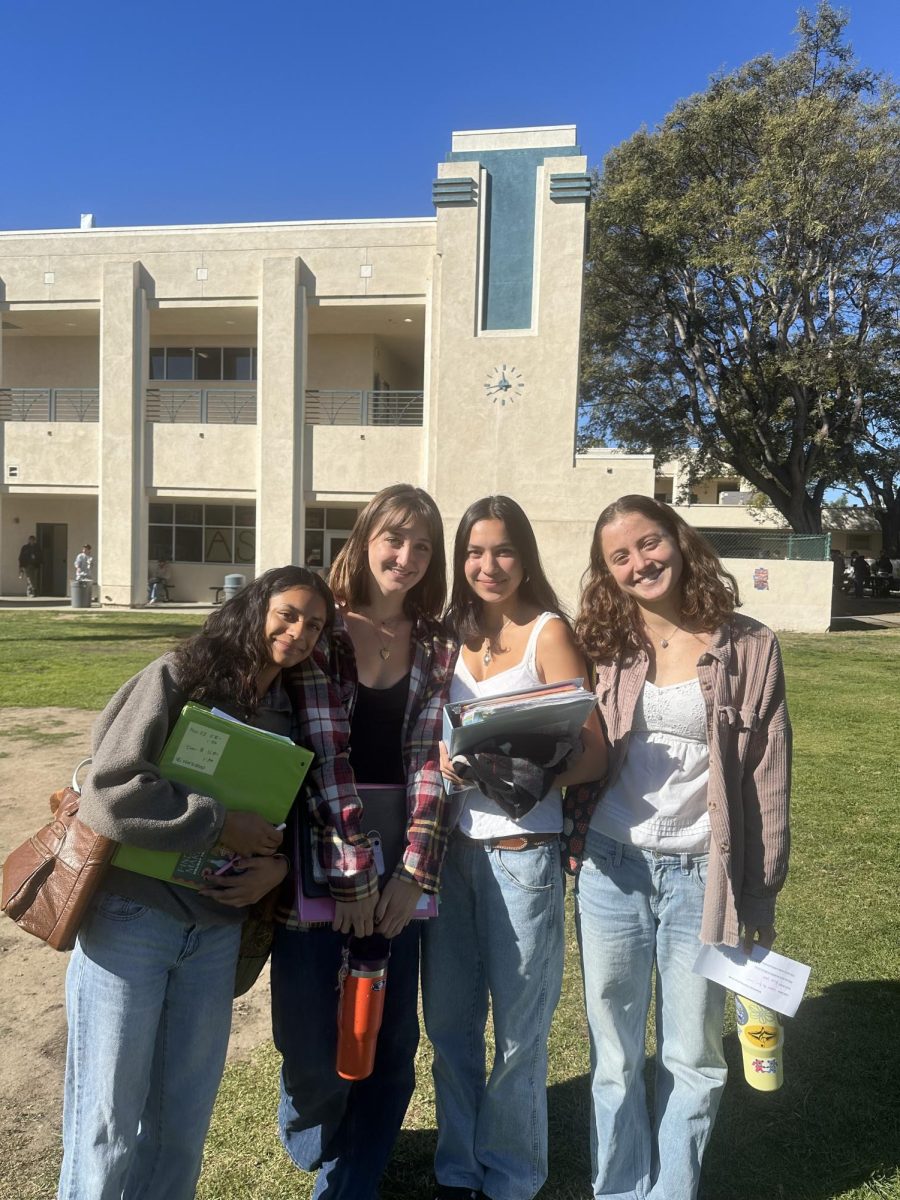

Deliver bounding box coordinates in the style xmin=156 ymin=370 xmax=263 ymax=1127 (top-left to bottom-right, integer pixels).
xmin=149 ymin=501 xmax=255 ymax=564
xmin=149 ymin=347 xmax=257 ymax=381
xmin=304 ymin=506 xmax=361 ymax=569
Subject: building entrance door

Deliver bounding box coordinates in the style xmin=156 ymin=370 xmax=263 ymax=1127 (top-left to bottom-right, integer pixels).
xmin=37 ymin=523 xmax=68 ymax=596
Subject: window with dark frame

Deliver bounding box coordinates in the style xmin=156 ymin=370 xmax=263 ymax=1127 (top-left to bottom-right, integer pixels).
xmin=148 ymin=502 xmax=256 ymax=564
xmin=148 ymin=347 xmax=257 ymax=381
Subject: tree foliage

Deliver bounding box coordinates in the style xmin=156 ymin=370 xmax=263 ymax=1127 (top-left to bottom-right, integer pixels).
xmin=580 ymin=3 xmax=900 ymax=542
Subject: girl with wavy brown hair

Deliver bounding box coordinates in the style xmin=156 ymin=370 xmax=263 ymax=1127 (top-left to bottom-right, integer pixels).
xmin=571 ymin=495 xmax=792 ymax=1200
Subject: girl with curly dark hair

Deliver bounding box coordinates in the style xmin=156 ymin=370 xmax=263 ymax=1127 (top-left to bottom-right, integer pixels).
xmin=570 ymin=496 xmax=792 ymax=1200
xmin=59 ymin=566 xmax=333 ymax=1200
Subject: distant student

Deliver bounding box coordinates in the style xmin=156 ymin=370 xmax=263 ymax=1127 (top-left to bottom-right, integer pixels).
xmin=147 ymin=558 xmax=172 ymax=604
xmin=18 ymin=533 xmax=42 ymax=596
xmin=74 ymin=544 xmax=93 ymax=581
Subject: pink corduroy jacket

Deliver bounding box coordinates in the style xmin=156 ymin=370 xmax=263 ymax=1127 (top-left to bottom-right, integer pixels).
xmin=565 ymin=613 xmax=791 ymax=947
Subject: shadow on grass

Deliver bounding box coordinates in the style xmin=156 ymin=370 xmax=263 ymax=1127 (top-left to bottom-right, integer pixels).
xmin=383 ymin=981 xmax=899 ymax=1200
xmin=704 ymin=979 xmax=899 ymax=1200
xmin=381 ymin=1076 xmax=593 ymax=1200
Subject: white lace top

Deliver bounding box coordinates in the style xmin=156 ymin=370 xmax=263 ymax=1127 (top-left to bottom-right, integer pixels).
xmin=590 ymin=677 xmax=711 ymax=853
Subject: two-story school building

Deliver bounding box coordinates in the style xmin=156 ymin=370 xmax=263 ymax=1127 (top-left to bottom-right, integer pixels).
xmin=0 ymin=124 xmax=833 ymax=628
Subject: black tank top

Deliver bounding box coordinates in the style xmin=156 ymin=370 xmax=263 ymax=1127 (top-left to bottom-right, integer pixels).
xmin=348 ymin=673 xmax=410 ymax=784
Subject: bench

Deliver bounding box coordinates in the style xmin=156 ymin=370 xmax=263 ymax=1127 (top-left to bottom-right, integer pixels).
xmin=210 ymin=586 xmax=225 ymax=605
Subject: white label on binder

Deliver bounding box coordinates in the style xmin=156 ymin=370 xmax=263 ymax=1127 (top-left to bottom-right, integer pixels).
xmin=172 ymin=723 xmax=228 ymax=776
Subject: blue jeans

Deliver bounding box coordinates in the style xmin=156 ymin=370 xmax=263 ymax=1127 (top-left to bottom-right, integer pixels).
xmin=421 ymin=835 xmax=565 ymax=1200
xmin=574 ymin=832 xmax=727 ymax=1200
xmin=270 ymin=921 xmax=421 ymax=1200
xmin=58 ymin=893 xmax=240 ymax=1200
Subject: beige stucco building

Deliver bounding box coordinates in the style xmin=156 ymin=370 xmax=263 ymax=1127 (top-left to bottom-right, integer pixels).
xmin=0 ymin=124 xmax=835 ymax=628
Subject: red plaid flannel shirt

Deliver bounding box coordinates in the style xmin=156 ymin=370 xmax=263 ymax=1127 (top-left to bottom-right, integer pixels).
xmin=283 ymin=612 xmax=457 ymax=906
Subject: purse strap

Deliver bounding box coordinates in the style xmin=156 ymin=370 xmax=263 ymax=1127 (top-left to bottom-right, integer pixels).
xmin=71 ymin=758 xmax=92 ymax=795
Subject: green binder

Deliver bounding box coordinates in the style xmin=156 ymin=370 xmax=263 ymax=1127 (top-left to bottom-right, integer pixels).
xmin=112 ymin=702 xmax=313 ymax=889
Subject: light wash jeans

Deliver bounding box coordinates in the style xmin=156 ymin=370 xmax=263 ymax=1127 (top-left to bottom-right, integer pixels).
xmin=421 ymin=834 xmax=565 ymax=1200
xmin=271 ymin=921 xmax=421 ymax=1200
xmin=58 ymin=893 xmax=241 ymax=1200
xmin=574 ymin=831 xmax=727 ymax=1200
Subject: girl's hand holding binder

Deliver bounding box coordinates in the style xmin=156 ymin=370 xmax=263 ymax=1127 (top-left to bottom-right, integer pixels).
xmin=375 ymin=877 xmax=424 ymax=938
xmin=199 ymin=854 xmax=289 ymax=907
xmin=220 ymin=810 xmax=285 ymax=857
xmin=333 ymin=893 xmax=378 ymax=938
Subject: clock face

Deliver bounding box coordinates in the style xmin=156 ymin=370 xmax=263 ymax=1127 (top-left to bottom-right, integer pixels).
xmin=483 ymin=364 xmax=524 ymax=405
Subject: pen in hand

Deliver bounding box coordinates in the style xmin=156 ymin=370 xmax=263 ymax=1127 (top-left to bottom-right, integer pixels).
xmin=212 ymin=820 xmax=289 ymax=878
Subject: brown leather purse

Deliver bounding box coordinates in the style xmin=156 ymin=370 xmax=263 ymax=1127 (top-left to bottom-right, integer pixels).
xmin=1 ymin=760 xmax=115 ymax=950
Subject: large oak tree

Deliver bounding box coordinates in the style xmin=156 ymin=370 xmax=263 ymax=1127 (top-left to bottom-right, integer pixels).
xmin=579 ymin=3 xmax=900 ymax=546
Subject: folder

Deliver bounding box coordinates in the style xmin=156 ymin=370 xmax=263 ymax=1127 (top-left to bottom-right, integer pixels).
xmin=294 ymin=784 xmax=438 ymax=922
xmin=443 ymin=678 xmax=597 ymax=760
xmin=112 ymin=702 xmax=313 ymax=889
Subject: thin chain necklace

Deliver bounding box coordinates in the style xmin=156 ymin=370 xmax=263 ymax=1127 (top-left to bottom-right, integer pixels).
xmin=482 ymin=616 xmax=514 ymax=666
xmin=363 ymin=612 xmax=404 ymax=661
xmin=650 ymin=621 xmax=685 ymax=650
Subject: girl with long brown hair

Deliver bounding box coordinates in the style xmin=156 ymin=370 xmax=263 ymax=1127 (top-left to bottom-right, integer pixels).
xmin=271 ymin=484 xmax=457 ymax=1200
xmin=572 ymin=495 xmax=792 ymax=1200
xmin=423 ymin=495 xmax=606 ymax=1200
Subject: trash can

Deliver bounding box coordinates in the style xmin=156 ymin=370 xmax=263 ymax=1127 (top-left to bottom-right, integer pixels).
xmin=223 ymin=573 xmax=246 ymax=602
xmin=70 ymin=580 xmax=91 ymax=609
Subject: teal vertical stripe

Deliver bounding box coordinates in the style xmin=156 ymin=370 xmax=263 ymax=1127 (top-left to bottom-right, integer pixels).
xmin=447 ymin=144 xmax=581 ymax=330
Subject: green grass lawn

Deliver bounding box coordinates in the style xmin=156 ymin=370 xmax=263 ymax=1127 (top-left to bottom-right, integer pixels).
xmin=5 ymin=616 xmax=899 ymax=1200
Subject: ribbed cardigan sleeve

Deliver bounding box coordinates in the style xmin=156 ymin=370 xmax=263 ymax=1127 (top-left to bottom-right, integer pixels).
xmin=738 ymin=630 xmax=792 ymax=932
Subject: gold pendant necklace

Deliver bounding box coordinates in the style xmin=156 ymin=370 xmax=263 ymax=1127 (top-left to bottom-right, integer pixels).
xmin=482 ymin=617 xmax=514 ymax=666
xmin=367 ymin=613 xmax=400 ymax=661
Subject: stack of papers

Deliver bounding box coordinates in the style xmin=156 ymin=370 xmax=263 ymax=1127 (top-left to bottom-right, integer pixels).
xmin=443 ymin=678 xmax=597 ymax=769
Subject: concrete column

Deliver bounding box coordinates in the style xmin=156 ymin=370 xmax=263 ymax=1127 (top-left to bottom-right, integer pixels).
xmin=256 ymin=257 xmax=306 ymax=570
xmin=98 ymin=261 xmax=148 ymax=605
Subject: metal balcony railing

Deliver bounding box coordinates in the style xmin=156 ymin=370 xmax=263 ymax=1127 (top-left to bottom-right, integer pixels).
xmin=304 ymin=389 xmax=424 ymax=426
xmin=145 ymin=388 xmax=257 ymax=424
xmin=0 ymin=387 xmax=99 ymax=422
xmin=1 ymin=385 xmax=423 ymax=427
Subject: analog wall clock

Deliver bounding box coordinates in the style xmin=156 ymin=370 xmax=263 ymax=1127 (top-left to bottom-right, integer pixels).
xmin=483 ymin=364 xmax=524 ymax=405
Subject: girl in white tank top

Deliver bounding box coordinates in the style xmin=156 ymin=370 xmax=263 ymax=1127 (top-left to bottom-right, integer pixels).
xmin=422 ymin=495 xmax=606 ymax=1200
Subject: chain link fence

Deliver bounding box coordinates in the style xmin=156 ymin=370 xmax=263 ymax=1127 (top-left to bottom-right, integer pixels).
xmin=696 ymin=529 xmax=831 ymax=560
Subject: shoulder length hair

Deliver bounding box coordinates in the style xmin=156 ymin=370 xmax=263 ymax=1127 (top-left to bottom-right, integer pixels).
xmin=446 ymin=495 xmax=566 ymax=642
xmin=172 ymin=565 xmax=335 ymax=716
xmin=328 ymin=484 xmax=446 ymax=619
xmin=575 ymin=494 xmax=739 ymax=664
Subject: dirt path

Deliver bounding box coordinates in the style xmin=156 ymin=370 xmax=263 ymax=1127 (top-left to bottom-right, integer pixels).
xmin=0 ymin=709 xmax=274 ymax=1181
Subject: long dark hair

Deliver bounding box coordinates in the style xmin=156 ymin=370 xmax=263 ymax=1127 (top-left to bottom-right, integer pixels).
xmin=173 ymin=566 xmax=335 ymax=715
xmin=575 ymin=495 xmax=739 ymax=663
xmin=446 ymin=495 xmax=566 ymax=642
xmin=328 ymin=483 xmax=446 ymax=619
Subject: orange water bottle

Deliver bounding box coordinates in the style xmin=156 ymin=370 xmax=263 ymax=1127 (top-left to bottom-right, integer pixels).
xmin=336 ymin=935 xmax=390 ymax=1081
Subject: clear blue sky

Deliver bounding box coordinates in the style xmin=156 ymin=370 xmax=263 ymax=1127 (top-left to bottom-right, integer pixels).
xmin=3 ymin=0 xmax=898 ymax=230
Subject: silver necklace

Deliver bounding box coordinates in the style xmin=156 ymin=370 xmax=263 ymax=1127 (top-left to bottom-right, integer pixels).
xmin=482 ymin=617 xmax=514 ymax=666
xmin=655 ymin=622 xmax=685 ymax=649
